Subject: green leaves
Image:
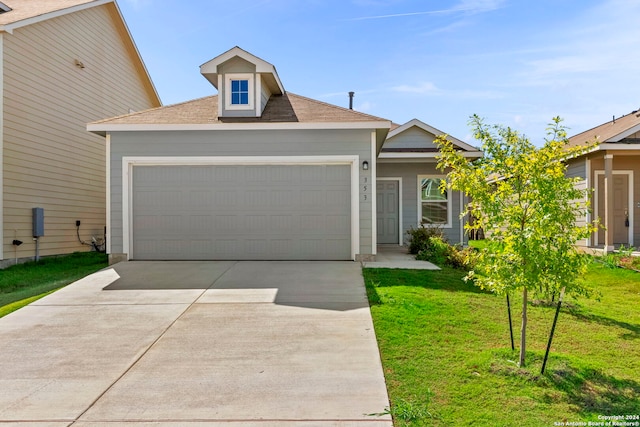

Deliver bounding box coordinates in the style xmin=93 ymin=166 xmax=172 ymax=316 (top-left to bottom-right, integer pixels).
xmin=436 ymin=116 xmax=598 ymax=300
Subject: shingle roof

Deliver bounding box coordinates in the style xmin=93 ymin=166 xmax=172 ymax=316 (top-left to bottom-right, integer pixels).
xmin=568 ymin=109 xmax=640 ymax=147
xmin=0 ymin=0 xmax=101 ymax=26
xmin=90 ymin=92 xmax=391 ymax=126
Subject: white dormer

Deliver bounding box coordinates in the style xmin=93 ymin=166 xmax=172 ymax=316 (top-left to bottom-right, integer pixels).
xmin=200 ymin=46 xmax=284 ymax=118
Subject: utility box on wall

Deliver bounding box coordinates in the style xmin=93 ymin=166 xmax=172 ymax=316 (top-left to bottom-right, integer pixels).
xmin=32 ymin=207 xmax=44 ymax=237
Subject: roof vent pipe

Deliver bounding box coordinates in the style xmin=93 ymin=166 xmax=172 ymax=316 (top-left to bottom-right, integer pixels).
xmin=348 ymin=91 xmax=354 ymax=110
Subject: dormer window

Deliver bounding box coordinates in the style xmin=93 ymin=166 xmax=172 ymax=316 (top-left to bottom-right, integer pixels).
xmin=231 ymin=79 xmax=249 ymax=105
xmin=225 ymin=73 xmax=254 ymax=110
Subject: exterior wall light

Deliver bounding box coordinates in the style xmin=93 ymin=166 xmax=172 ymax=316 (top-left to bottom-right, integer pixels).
xmin=362 ymin=161 xmax=369 ymax=171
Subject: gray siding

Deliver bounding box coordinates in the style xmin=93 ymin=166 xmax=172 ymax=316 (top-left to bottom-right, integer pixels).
xmin=109 ymin=128 xmax=374 ymax=258
xmin=259 ymin=79 xmax=271 ymax=115
xmin=377 ymin=162 xmax=465 ymax=245
xmin=384 ymin=127 xmax=437 ymax=150
xmin=217 ymin=57 xmax=258 ymax=118
xmin=566 ymin=158 xmax=586 ymax=180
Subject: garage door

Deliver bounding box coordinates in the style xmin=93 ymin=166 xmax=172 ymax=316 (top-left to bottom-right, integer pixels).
xmin=131 ymin=164 xmax=352 ymax=260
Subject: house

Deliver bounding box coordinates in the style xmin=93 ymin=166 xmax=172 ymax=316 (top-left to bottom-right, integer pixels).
xmin=377 ymin=119 xmax=482 ymax=246
xmin=0 ymin=0 xmax=161 ymax=267
xmin=566 ymin=110 xmax=640 ymax=252
xmin=88 ymin=47 xmax=479 ymax=263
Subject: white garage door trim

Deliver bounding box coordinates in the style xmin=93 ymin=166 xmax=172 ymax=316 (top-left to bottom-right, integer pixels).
xmin=122 ymin=156 xmax=360 ymax=260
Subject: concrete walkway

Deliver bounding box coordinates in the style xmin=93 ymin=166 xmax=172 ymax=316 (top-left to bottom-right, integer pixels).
xmin=363 ymin=245 xmax=440 ymax=270
xmin=0 ymin=261 xmax=392 ymax=426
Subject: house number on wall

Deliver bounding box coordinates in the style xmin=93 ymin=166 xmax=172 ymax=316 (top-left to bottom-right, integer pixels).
xmin=362 ymin=176 xmax=368 ymax=201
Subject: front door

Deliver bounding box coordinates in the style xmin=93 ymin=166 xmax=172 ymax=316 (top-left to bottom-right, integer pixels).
xmin=597 ymin=174 xmax=630 ymax=245
xmin=377 ymin=181 xmax=400 ymax=244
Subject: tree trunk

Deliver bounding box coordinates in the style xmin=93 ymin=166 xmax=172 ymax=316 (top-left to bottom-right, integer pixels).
xmin=519 ymin=287 xmax=528 ymax=367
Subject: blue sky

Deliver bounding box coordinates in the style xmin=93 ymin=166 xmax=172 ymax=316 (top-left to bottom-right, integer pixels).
xmin=117 ymin=0 xmax=640 ymax=145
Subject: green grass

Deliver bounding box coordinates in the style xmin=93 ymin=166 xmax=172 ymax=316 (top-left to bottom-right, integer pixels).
xmin=363 ymin=262 xmax=640 ymax=426
xmin=0 ymin=252 xmax=108 ymax=316
xmin=0 ymin=289 xmax=61 ymax=317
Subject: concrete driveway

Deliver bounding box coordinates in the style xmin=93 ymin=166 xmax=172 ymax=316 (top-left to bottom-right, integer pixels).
xmin=0 ymin=261 xmax=392 ymax=426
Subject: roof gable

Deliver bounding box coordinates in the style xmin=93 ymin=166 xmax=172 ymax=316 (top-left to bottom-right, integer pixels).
xmin=0 ymin=0 xmax=160 ymax=105
xmin=384 ymin=118 xmax=479 ymax=152
xmin=200 ymin=46 xmax=284 ymax=95
xmin=568 ymin=109 xmax=640 ymax=148
xmin=0 ymin=0 xmax=108 ymax=32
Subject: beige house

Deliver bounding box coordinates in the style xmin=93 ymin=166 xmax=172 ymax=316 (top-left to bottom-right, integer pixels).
xmin=566 ymin=110 xmax=640 ymax=252
xmin=0 ymin=0 xmax=160 ymax=266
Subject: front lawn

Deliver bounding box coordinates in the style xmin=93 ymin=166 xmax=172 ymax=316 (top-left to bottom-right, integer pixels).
xmin=363 ymin=262 xmax=640 ymax=426
xmin=0 ymin=252 xmax=108 ymax=317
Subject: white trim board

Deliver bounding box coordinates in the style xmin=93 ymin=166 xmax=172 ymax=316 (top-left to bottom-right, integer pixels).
xmin=593 ymin=170 xmax=634 ymax=247
xmin=377 ymin=177 xmax=403 ymax=245
xmin=105 ymin=134 xmax=112 ymax=254
xmin=417 ymin=174 xmax=452 ymax=229
xmin=89 ymin=121 xmax=391 ymax=134
xmin=370 ymin=131 xmax=377 ymax=254
xmin=585 ymin=158 xmax=592 ymax=247
xmin=224 ymin=73 xmax=255 ymax=111
xmin=386 ymin=118 xmax=478 ymax=152
xmin=378 ymin=152 xmax=482 ymax=160
xmin=121 ymin=155 xmax=361 ymax=261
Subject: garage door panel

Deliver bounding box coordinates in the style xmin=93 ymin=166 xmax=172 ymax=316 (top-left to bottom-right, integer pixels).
xmin=188 ymin=191 xmax=212 ymax=206
xmin=327 ymin=189 xmax=351 ymax=207
xmin=214 ymin=215 xmax=239 ymax=232
xmin=272 ymin=190 xmax=294 ymax=206
xmin=132 ymin=164 xmax=351 ymax=260
xmin=270 ymin=215 xmax=293 ymax=231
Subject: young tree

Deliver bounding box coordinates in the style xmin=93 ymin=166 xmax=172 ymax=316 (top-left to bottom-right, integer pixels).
xmin=435 ymin=115 xmax=598 ymax=367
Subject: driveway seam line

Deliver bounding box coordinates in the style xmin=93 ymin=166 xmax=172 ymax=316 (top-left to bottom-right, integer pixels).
xmin=69 ymin=261 xmax=239 ymax=425
xmin=206 ymin=260 xmax=238 ymax=289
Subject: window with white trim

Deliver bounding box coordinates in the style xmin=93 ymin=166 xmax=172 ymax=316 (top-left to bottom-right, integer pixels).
xmin=418 ymin=176 xmax=451 ymax=227
xmin=231 ymin=79 xmax=249 ymax=105
xmin=225 ymin=73 xmax=254 ymax=110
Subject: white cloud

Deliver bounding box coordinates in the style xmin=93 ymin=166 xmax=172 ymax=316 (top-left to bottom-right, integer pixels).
xmin=455 ymin=0 xmax=505 ymax=14
xmin=519 ymin=0 xmax=640 ymax=85
xmin=357 ymin=101 xmax=375 ymax=112
xmin=346 ymin=0 xmax=505 ymax=21
xmin=392 ymin=82 xmax=439 ymax=94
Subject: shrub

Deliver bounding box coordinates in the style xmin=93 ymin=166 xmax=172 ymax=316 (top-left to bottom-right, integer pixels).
xmin=599 ymin=245 xmax=640 ymax=271
xmin=409 ymin=230 xmax=478 ymax=271
xmin=406 ymin=226 xmax=445 ymax=254
xmin=416 ymin=235 xmax=449 ymax=266
xmin=447 ymin=245 xmax=478 ymax=270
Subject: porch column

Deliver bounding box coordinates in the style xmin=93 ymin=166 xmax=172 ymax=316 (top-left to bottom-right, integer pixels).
xmin=604 ymin=154 xmax=614 ymax=253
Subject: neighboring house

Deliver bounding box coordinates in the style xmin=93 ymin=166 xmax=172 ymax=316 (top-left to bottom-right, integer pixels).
xmin=88 ymin=47 xmax=478 ymax=263
xmin=566 ymin=110 xmax=640 ymax=252
xmin=0 ymin=0 xmax=161 ymax=267
xmin=377 ymin=119 xmax=482 ymax=246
